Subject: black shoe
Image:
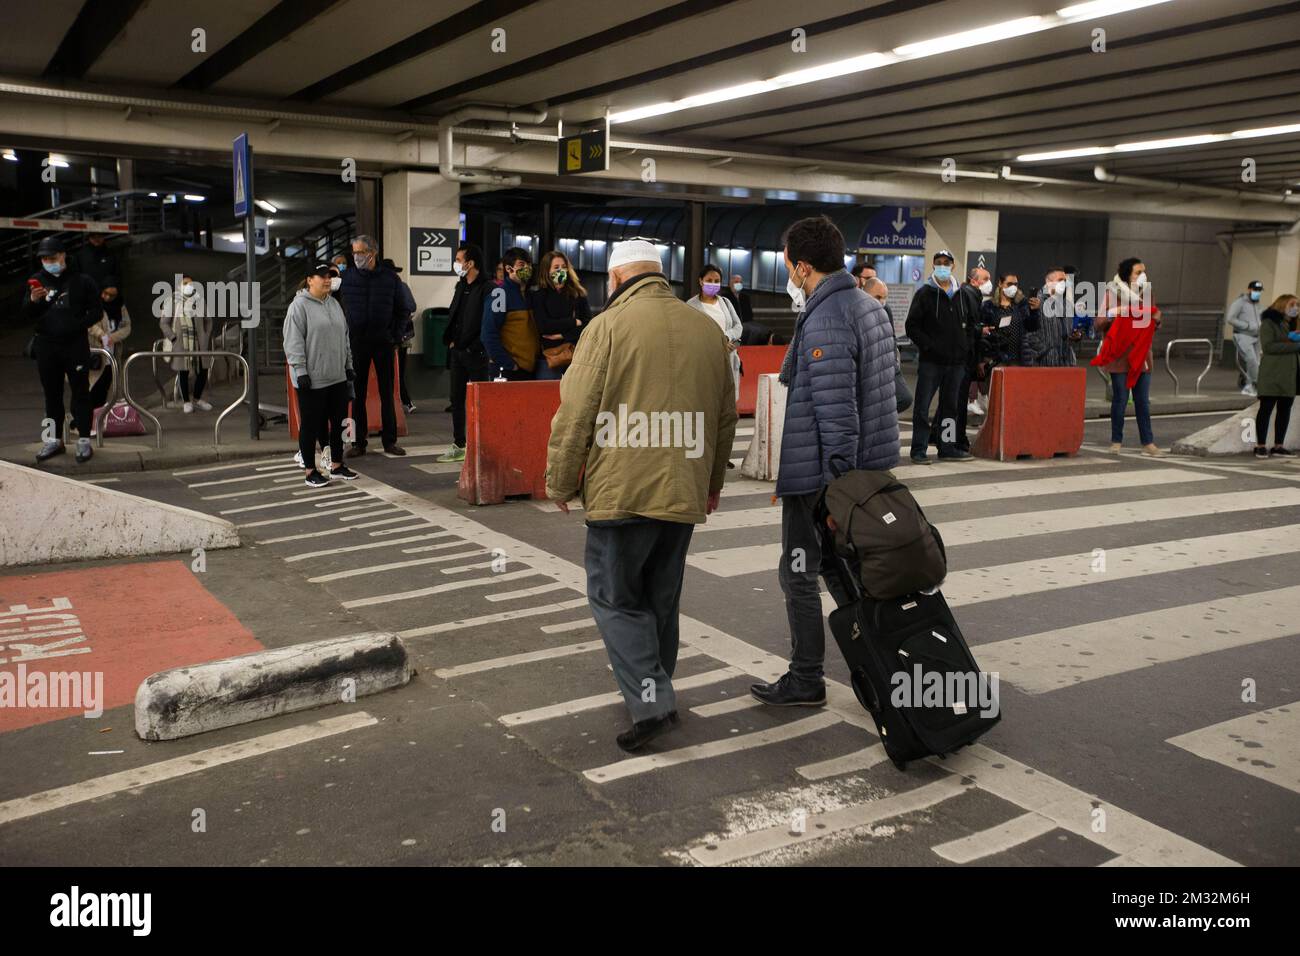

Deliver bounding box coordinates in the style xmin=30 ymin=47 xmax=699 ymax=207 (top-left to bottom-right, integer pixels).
xmin=350 ymin=443 xmax=367 ymax=457
xmin=909 ymin=453 xmax=932 ymax=466
xmin=939 ymin=449 xmax=974 ymax=461
xmin=304 ymin=469 xmax=330 ymax=488
xmin=1270 ymin=446 xmax=1296 ymax=458
xmin=36 ymin=440 xmax=65 ymax=462
xmin=726 ymin=461 xmax=736 ymax=469
xmin=383 ymin=443 xmax=407 ymax=457
xmin=1255 ymin=446 xmax=1270 ymax=459
xmin=74 ymin=438 xmax=93 ymax=464
xmin=330 ymin=465 xmax=360 ymax=480
xmin=616 ymin=711 xmax=680 ymax=753
xmin=750 ymin=673 xmax=827 ymax=707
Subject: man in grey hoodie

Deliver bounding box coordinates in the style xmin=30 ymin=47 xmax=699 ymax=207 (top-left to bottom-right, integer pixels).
xmin=284 ymin=263 xmax=359 ymax=487
xmin=1226 ymin=280 xmax=1264 ymax=396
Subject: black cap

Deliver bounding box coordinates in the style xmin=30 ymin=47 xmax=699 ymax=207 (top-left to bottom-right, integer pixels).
xmin=36 ymin=235 xmax=64 ymax=256
xmin=307 ymin=262 xmax=333 ymax=278
xmin=101 ymin=275 xmax=119 ymax=289
xmin=381 ymin=257 xmax=403 ymax=273
xmin=933 ymin=249 xmax=954 ymax=262
xmin=1248 ymin=280 xmax=1264 ymax=291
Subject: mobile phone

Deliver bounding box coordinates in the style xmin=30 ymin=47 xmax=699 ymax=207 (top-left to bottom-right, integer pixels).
xmin=27 ymin=278 xmax=44 ymax=290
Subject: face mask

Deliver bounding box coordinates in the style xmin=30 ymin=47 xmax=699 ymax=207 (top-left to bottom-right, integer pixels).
xmin=329 ymin=276 xmax=341 ymax=292
xmin=731 ymin=281 xmax=742 ymax=293
xmin=702 ymin=281 xmax=721 ymax=297
xmin=183 ymin=283 xmax=195 ymax=296
xmin=933 ymin=265 xmax=952 ymax=283
xmin=1053 ymin=280 xmax=1068 ymax=295
xmin=787 ymin=277 xmax=806 ymax=312
xmin=1134 ymin=273 xmax=1149 ymax=288
xmin=551 ymin=268 xmax=568 ymax=286
xmin=453 ymin=261 xmax=466 ymax=277
xmin=1003 ymin=284 xmax=1018 ymax=298
xmin=353 ymin=254 xmax=370 ymax=270
xmin=1249 ymin=291 xmax=1261 ymax=301
xmin=335 ymin=263 xmax=346 ymax=272
xmin=1287 ymin=306 xmax=1299 ymax=318
xmin=978 ymin=280 xmax=993 ymax=296
xmin=513 ymin=265 xmax=531 ymax=284
xmin=43 ymin=260 xmax=64 ymax=276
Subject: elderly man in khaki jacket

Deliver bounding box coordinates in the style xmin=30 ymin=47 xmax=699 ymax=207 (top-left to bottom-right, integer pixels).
xmin=546 ymin=238 xmax=738 ymax=752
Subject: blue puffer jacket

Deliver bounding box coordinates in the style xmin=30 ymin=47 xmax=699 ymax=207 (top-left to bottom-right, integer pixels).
xmin=776 ymin=270 xmax=899 ymax=497
xmin=339 ymin=263 xmax=405 ymax=344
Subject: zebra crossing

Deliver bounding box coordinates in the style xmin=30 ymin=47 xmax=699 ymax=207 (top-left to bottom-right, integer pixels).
xmin=161 ymin=447 xmax=1299 ymax=866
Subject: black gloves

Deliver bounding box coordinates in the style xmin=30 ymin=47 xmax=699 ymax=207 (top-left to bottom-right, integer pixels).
xmin=297 ymin=374 xmax=312 ymax=391
xmin=346 ymin=381 xmax=356 ymax=401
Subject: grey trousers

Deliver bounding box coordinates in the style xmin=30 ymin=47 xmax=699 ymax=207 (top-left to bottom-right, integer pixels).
xmin=1234 ymin=333 xmax=1261 ymax=386
xmin=779 ymin=491 xmax=855 ymax=684
xmin=585 ymin=518 xmax=695 ymax=723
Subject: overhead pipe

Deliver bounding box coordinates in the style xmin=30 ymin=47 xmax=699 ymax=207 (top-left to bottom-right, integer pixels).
xmin=1094 ymin=164 xmax=1300 ymax=206
xmin=437 ymin=103 xmax=547 ymax=186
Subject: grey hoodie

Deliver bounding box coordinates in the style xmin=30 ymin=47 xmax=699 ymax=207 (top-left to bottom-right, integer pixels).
xmin=283 ymin=288 xmax=352 ymax=388
xmin=1226 ymin=293 xmax=1261 ymax=337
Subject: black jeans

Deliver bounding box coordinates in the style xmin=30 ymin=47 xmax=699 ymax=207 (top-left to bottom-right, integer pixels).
xmin=449 ymin=351 xmax=489 ymax=447
xmin=585 ymin=518 xmax=695 ymax=722
xmin=297 ymin=381 xmax=349 ymax=467
xmin=1257 ymin=396 xmax=1294 ymax=446
xmin=911 ymin=360 xmax=965 ymax=458
xmin=35 ymin=337 xmax=91 ymax=439
xmin=350 ymin=338 xmax=397 ymax=448
xmin=178 ymin=368 xmax=208 ymax=402
xmin=779 ymin=491 xmax=855 ymax=685
xmin=398 ymin=345 xmax=411 ymax=406
xmin=953 ymin=365 xmax=974 ymax=452
xmin=88 ymin=366 xmax=113 ymax=411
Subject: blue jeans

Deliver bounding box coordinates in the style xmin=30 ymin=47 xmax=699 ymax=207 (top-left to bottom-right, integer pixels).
xmin=910 ymin=361 xmax=965 ymax=459
xmin=585 ymin=519 xmax=694 ymax=722
xmin=1110 ymin=371 xmax=1153 ymax=445
xmin=779 ymin=492 xmax=854 ymax=685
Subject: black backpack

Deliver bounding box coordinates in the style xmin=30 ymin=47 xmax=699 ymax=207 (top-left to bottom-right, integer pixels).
xmin=817 ymin=463 xmax=947 ymax=600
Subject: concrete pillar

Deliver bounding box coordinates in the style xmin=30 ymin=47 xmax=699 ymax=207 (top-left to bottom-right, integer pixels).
xmin=381 ymin=170 xmax=461 ymax=356
xmin=1225 ymin=227 xmax=1300 ymax=317
xmin=925 ymin=207 xmax=999 ymax=278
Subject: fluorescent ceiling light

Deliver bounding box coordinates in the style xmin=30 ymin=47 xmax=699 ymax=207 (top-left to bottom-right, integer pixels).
xmin=894 ymin=17 xmax=1044 ymax=58
xmin=1017 ymin=146 xmax=1112 ymax=161
xmin=1113 ymin=133 xmax=1226 ymax=152
xmin=47 ymin=155 xmax=69 ymax=168
xmin=1231 ymin=122 xmax=1300 ymax=139
xmin=147 ymin=191 xmax=158 ymax=197
xmin=1017 ymin=118 xmax=1299 ymax=162
xmin=1 ymin=149 xmax=16 ymax=162
xmin=610 ymin=2 xmax=1176 ymax=125
xmin=255 ymin=199 xmax=278 ymax=213
xmin=184 ymin=194 xmax=206 ymax=202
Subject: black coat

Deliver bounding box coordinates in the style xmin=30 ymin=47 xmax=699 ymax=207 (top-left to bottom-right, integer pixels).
xmin=905 ymin=281 xmax=978 ymax=366
xmin=446 ymin=273 xmax=490 ymax=363
xmin=338 ymin=264 xmax=406 ymax=344
xmin=22 ymin=269 xmax=100 ymax=344
xmin=529 ymin=286 xmax=591 ymax=345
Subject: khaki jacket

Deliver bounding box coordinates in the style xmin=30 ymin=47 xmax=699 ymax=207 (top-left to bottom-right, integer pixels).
xmin=545 ymin=273 xmax=738 ymax=524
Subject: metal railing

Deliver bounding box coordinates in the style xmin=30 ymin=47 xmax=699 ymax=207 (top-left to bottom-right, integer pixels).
xmin=1164 ymin=338 xmax=1214 ymax=396
xmin=59 ymin=347 xmax=119 ymax=447
xmin=121 ymin=350 xmax=249 ymax=449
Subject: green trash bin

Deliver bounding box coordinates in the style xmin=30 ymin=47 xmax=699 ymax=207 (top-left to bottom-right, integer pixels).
xmin=421 ymin=307 xmax=450 ymax=368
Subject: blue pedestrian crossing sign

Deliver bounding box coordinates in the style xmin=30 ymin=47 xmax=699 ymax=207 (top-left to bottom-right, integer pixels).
xmin=232 ymin=133 xmax=253 ymax=218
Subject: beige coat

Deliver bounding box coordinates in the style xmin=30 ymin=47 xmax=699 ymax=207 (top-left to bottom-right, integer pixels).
xmin=545 ymin=273 xmax=738 ymax=524
xmin=87 ymin=305 xmax=131 ymax=387
xmin=159 ymin=291 xmax=213 ymax=371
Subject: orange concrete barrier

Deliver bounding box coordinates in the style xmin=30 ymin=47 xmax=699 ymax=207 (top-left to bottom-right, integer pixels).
xmin=459 ymin=380 xmax=563 ymax=505
xmin=737 ymin=345 xmax=787 ymax=415
xmin=286 ymin=354 xmax=406 ymax=440
xmin=971 ymin=366 xmax=1087 ymax=460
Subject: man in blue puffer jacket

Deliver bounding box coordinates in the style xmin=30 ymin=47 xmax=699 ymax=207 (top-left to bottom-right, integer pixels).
xmin=751 ymin=216 xmax=899 ymax=708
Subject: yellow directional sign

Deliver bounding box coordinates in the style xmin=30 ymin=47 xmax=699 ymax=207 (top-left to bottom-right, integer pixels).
xmin=567 ymin=139 xmax=582 ymax=172
xmin=558 ymin=125 xmax=609 ymax=176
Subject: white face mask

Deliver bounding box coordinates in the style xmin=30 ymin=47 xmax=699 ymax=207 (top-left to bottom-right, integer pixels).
xmin=731 ymin=281 xmax=742 ymax=293
xmin=329 ymin=276 xmax=341 ymax=292
xmin=1052 ymin=280 xmax=1068 ymax=295
xmin=182 ymin=283 xmax=195 ymax=296
xmin=1003 ymin=284 xmax=1018 ymax=298
xmin=787 ymin=276 xmax=806 ymax=313
xmin=1134 ymin=273 xmax=1149 ymax=288
xmin=978 ymin=280 xmax=993 ymax=296
xmin=453 ymin=261 xmax=466 ymax=277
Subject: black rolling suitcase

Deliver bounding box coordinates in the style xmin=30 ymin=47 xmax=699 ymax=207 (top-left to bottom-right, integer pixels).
xmin=817 ymin=491 xmax=1000 ymax=770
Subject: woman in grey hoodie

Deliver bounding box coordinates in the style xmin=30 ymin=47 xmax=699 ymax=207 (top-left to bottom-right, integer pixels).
xmin=284 ymin=263 xmax=357 ymax=487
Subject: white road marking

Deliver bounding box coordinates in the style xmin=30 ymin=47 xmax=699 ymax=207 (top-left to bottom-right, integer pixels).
xmin=977 ymin=585 xmax=1300 ymax=694
xmin=1167 ymin=701 xmax=1300 ymax=796
xmin=219 ymin=489 xmax=363 ymax=515
xmin=501 ymin=667 xmax=745 ymax=726
xmin=688 ymin=777 xmax=966 ymax=866
xmin=585 ymin=711 xmax=842 ymax=783
xmin=256 ymin=514 xmax=410 ymax=544
xmin=942 ymin=525 xmax=1300 ymax=607
xmin=441 ymin=558 xmax=509 ymax=574
xmin=486 ymin=582 xmax=573 ymax=601
xmin=371 ymin=523 xmax=439 ymax=536
xmin=930 ymin=811 xmax=1058 ymax=863
xmin=82 ymin=477 xmax=120 ymax=484
xmin=343 ymin=569 xmax=542 ymax=608
xmin=697 ymin=468 xmax=1217 ymax=533
xmin=435 ymin=640 xmax=608 ymax=677
xmin=238 ymin=503 xmax=395 ymax=528
xmin=335 ymin=507 xmax=398 ymax=521
xmin=0 ymin=712 xmax=377 ymax=827
xmin=397 ymin=598 xmax=590 ymax=638
xmin=540 ymin=618 xmax=596 ymax=634
xmin=174 ymin=457 xmax=288 ymax=477
xmin=201 ymin=483 xmax=302 ymax=501
xmin=690 ymin=696 xmax=763 ymax=718
xmin=411 ymin=461 xmax=467 ymax=475
xmin=306 ymin=550 xmax=484 ymax=583
xmin=796 ymin=745 xmax=890 ymax=781
xmin=284 ymin=533 xmax=454 ymax=562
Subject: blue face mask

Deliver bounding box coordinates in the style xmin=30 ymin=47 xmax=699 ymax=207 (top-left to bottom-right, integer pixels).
xmin=1249 ymin=291 xmax=1260 ymax=301
xmin=933 ymin=265 xmax=952 ymax=282
xmin=43 ymin=260 xmax=64 ymax=276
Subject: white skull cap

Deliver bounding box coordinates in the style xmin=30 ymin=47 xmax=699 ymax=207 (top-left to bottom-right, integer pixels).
xmin=608 ymin=238 xmax=661 ymax=270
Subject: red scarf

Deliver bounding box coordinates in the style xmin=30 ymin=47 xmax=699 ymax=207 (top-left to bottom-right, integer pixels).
xmin=1091 ymin=307 xmax=1157 ymax=387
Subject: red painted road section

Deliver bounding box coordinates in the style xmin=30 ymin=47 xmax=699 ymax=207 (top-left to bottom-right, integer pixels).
xmin=0 ymin=560 xmax=262 ymax=732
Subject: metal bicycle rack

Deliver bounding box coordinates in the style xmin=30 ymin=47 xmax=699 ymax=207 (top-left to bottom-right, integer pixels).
xmin=1164 ymin=338 xmax=1214 ymax=397
xmin=121 ymin=350 xmax=249 ymax=449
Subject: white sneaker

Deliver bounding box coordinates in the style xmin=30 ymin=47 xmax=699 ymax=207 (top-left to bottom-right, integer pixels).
xmin=319 ymin=447 xmax=332 ymax=472
xmin=182 ymin=402 xmax=194 ymax=414
xmin=1241 ymin=385 xmax=1257 ymax=397
xmin=194 ymin=399 xmax=213 ymax=411
xmin=966 ymin=402 xmax=981 ymax=416
xmin=294 ymin=450 xmax=305 ymax=468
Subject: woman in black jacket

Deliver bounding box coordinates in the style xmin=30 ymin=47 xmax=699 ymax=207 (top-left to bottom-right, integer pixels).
xmin=529 ymin=250 xmax=591 ymax=379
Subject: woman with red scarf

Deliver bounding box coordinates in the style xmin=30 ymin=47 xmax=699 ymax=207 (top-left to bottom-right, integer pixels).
xmin=1092 ymin=257 xmax=1165 ymax=456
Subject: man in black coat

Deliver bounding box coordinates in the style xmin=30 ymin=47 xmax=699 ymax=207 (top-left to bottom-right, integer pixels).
xmin=75 ymin=234 xmax=119 ymax=289
xmin=23 ymin=236 xmax=101 ymax=463
xmin=338 ymin=235 xmax=407 ymax=456
xmin=437 ymin=243 xmax=490 ymax=463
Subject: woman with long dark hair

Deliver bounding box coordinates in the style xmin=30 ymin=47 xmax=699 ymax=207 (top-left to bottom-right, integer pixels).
xmin=1094 ymin=257 xmax=1164 ymax=456
xmin=1254 ymin=292 xmax=1300 ymax=459
xmin=530 ymin=250 xmax=591 ymax=379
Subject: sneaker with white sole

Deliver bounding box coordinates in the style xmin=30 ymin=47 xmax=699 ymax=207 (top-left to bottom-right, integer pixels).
xmin=319 ymin=447 xmax=332 ymax=472
xmin=194 ymin=399 xmax=213 ymax=411
xmin=304 ymin=469 xmax=330 ymax=488
xmin=75 ymin=437 xmax=93 ymax=463
xmin=294 ymin=450 xmax=305 ymax=468
xmin=330 ymin=465 xmax=359 ymax=481
xmin=1241 ymin=386 xmax=1258 ymax=397
xmin=436 ymin=444 xmax=466 ymax=463
xmin=182 ymin=402 xmax=194 ymax=414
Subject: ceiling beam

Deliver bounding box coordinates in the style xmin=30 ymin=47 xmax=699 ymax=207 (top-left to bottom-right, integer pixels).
xmin=43 ymin=0 xmax=149 ymax=80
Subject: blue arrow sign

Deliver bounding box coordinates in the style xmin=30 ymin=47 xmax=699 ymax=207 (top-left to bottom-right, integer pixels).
xmin=859 ymin=206 xmax=926 ymax=252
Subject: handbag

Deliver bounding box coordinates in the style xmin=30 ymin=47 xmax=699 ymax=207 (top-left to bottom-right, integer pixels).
xmin=93 ymin=400 xmax=147 ymax=438
xmin=893 ymin=367 xmax=913 ymax=413
xmin=542 ymin=341 xmax=575 ymax=369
